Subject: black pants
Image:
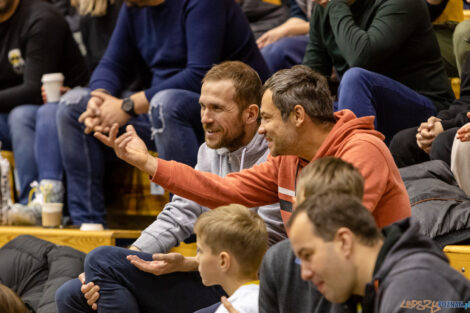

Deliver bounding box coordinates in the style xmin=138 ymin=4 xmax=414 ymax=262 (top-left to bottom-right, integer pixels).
xmin=389 ymin=127 xmax=458 ymax=168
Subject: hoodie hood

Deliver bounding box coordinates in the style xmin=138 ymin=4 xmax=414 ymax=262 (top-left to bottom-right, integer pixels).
xmin=374 ymin=218 xmax=447 ymax=280
xmin=362 ymin=218 xmax=448 ymax=313
xmin=314 ymin=110 xmax=385 ymax=159
xmin=196 ymin=131 xmax=269 ymax=177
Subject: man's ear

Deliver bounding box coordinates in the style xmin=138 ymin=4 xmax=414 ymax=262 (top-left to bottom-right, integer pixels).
xmin=292 ymin=104 xmax=306 ymax=127
xmin=219 ymin=251 xmax=231 ymax=272
xmin=244 ymin=104 xmax=260 ymax=124
xmin=334 ymin=227 xmax=354 ymax=259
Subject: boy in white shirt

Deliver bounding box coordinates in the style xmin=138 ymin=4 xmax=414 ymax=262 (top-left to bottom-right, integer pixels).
xmin=193 ymin=204 xmax=268 ymax=313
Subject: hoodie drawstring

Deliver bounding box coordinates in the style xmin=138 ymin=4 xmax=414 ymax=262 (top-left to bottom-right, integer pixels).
xmin=240 ymin=148 xmax=246 ymax=171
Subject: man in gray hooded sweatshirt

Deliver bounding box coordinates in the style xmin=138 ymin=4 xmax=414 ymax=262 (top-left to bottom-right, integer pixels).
xmin=55 ymin=61 xmax=286 ymax=313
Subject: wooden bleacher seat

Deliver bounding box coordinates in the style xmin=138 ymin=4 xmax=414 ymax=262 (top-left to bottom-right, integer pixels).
xmin=444 ymin=245 xmax=470 ymax=279
xmin=0 ymin=226 xmax=140 ymax=253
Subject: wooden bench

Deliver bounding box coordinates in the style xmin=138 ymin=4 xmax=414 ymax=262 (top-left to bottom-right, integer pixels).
xmin=0 ymin=226 xmax=141 ymax=253
xmin=444 ymin=245 xmax=470 ymax=279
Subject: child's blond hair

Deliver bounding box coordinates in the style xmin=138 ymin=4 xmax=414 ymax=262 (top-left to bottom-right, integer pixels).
xmin=297 ymin=157 xmax=364 ymax=201
xmin=194 ymin=204 xmax=268 ymax=277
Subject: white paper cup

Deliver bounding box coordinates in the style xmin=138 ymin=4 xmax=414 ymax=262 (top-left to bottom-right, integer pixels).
xmin=42 ymin=202 xmax=63 ymax=228
xmin=41 ymin=73 xmax=64 ymax=102
xmin=80 ymin=223 xmax=104 ymax=231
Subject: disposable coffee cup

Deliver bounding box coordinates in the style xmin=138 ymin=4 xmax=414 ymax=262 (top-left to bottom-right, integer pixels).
xmin=41 ymin=73 xmax=64 ymax=102
xmin=42 ymin=202 xmax=63 ymax=228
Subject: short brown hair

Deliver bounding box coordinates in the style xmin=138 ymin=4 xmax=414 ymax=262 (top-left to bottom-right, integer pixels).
xmin=0 ymin=284 xmax=28 ymax=313
xmin=288 ymin=193 xmax=383 ymax=246
xmin=194 ymin=204 xmax=268 ymax=277
xmin=202 ymin=61 xmax=262 ymax=112
xmin=297 ymin=157 xmax=364 ymax=201
xmin=263 ymin=65 xmax=335 ymax=123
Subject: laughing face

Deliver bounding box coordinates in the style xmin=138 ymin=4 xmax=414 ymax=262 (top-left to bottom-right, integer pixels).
xmin=289 ymin=211 xmax=356 ymax=303
xmin=199 ymin=80 xmax=247 ymax=151
xmin=258 ymin=89 xmax=297 ymax=157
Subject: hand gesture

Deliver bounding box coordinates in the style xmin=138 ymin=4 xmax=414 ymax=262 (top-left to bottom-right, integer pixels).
xmin=90 ymin=91 xmax=132 ymax=133
xmin=94 ymin=123 xmax=155 ymax=174
xmin=78 ymin=272 xmax=100 ymax=310
xmin=416 ymin=116 xmax=443 ymax=153
xmin=456 ymin=113 xmax=470 ymax=142
xmin=127 ymin=252 xmax=186 ymax=276
xmin=79 ymin=94 xmax=105 ymax=134
xmin=221 ymin=296 xmax=240 ymax=313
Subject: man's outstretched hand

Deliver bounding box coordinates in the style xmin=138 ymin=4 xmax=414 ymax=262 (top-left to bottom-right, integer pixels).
xmin=94 ymin=123 xmax=158 ymax=175
xmin=127 ymin=253 xmax=197 ymax=276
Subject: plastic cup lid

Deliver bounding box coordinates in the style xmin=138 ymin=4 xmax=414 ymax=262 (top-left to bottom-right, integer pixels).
xmin=41 ymin=73 xmax=64 ymax=83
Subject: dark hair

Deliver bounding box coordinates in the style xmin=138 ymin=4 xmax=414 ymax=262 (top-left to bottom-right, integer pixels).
xmin=194 ymin=204 xmax=268 ymax=277
xmin=262 ymin=65 xmax=335 ymax=123
xmin=297 ymin=157 xmax=364 ymax=200
xmin=288 ymin=193 xmax=383 ymax=246
xmin=202 ymin=61 xmax=262 ymax=112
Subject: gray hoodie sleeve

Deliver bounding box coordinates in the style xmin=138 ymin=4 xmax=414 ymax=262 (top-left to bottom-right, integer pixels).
xmin=132 ymin=145 xmax=213 ymax=254
xmin=131 ymin=195 xmax=207 ymax=254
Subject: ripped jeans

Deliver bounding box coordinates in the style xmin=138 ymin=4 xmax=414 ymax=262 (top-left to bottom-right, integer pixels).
xmin=57 ymin=87 xmax=154 ymax=225
xmin=149 ymin=89 xmax=203 ymax=167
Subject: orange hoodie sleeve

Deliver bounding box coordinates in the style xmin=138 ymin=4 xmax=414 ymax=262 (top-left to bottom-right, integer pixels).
xmin=152 ymin=155 xmax=281 ymax=209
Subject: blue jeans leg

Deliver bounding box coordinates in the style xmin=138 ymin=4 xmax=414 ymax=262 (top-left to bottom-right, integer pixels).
xmin=35 ymin=103 xmax=63 ymax=181
xmin=261 ymin=35 xmax=309 ymax=74
xmin=150 ymin=89 xmax=203 ymax=167
xmin=57 ymin=246 xmax=225 ymax=313
xmin=8 ymin=105 xmax=40 ymax=204
xmin=57 ymin=88 xmax=105 ymax=225
xmin=57 ymin=88 xmax=153 ymax=225
xmin=337 ymin=67 xmax=437 ymax=142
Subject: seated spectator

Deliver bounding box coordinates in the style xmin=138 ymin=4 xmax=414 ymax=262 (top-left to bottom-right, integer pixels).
xmin=289 ymin=193 xmax=470 ymax=312
xmin=0 ymin=284 xmax=28 ymax=313
xmin=451 ymin=112 xmax=470 ymax=195
xmin=258 ymin=0 xmax=310 ymax=73
xmin=259 ymin=157 xmax=364 ymax=313
xmin=303 ymin=0 xmax=454 ymax=142
xmin=427 ymin=0 xmax=467 ymax=77
xmin=193 ymin=204 xmax=267 ymax=313
xmin=240 ymin=0 xmax=290 ymax=40
xmin=390 ymin=54 xmax=470 ymax=168
xmin=56 ymin=61 xmax=285 ymax=313
xmin=0 ymin=0 xmax=88 ymax=208
xmin=99 ymin=65 xmax=410 ymax=231
xmin=0 ymin=235 xmax=85 ymax=313
xmin=56 ymin=0 xmax=270 ymax=225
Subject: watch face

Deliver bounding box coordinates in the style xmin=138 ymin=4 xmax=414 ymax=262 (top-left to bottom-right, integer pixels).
xmin=122 ymin=98 xmax=134 ymax=113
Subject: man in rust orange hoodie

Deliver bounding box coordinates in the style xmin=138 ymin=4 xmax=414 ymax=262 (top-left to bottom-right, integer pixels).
xmin=96 ymin=65 xmax=410 ymax=229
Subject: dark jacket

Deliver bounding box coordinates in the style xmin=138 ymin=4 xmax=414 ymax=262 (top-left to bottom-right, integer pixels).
xmin=303 ymin=0 xmax=454 ymax=112
xmin=400 ymin=160 xmax=470 ymax=247
xmin=363 ymin=218 xmax=470 ymax=313
xmin=0 ymin=235 xmax=85 ymax=313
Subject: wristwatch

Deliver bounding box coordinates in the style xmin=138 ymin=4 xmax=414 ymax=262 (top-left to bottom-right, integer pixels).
xmin=121 ymin=97 xmax=137 ymax=117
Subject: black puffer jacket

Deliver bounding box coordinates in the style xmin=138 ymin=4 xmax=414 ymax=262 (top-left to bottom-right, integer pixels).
xmin=400 ymin=160 xmax=470 ymax=248
xmin=0 ymin=235 xmax=85 ymax=313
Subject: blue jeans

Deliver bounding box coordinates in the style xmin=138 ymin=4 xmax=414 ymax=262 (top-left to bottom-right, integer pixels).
xmin=150 ymin=89 xmax=203 ymax=167
xmin=57 ymin=88 xmax=154 ymax=225
xmin=261 ymin=35 xmax=309 ymax=74
xmin=55 ymin=246 xmax=225 ymax=313
xmin=1 ymin=104 xmax=63 ymax=204
xmin=336 ymin=67 xmax=437 ymax=142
